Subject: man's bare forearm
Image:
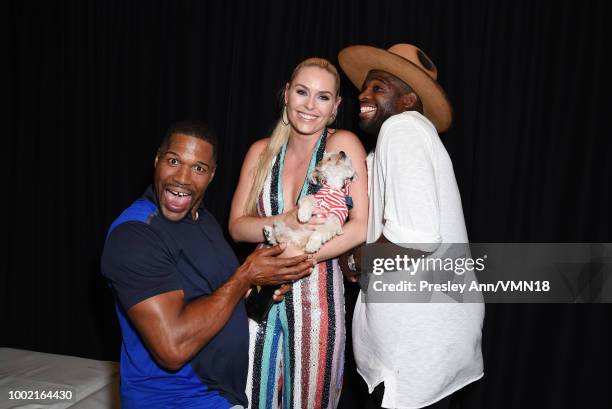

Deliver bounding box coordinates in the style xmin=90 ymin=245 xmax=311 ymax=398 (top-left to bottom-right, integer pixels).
xmin=128 ymin=247 xmax=313 ymax=370
xmin=128 ymin=269 xmax=251 ymax=370
xmin=168 ymin=269 xmax=252 ymax=367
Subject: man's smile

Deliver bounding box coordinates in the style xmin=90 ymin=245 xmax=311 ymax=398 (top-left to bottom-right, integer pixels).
xmin=162 ymin=186 xmax=193 ymax=214
xmin=359 ymin=104 xmax=377 ymax=120
xmin=166 ymin=188 xmax=191 ymax=197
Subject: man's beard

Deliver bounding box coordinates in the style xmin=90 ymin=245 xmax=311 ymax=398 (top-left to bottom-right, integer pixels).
xmin=359 ymin=115 xmax=388 ymax=136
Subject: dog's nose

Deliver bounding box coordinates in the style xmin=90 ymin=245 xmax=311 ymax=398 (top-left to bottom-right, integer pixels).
xmin=339 ymin=151 xmax=346 ymax=159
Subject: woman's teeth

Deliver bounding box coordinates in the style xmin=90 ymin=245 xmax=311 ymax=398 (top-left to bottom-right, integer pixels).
xmin=298 ymin=112 xmax=317 ymax=120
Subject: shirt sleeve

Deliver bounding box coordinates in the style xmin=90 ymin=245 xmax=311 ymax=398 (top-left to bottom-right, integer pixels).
xmin=378 ymin=117 xmax=442 ymax=252
xmin=101 ymin=221 xmax=182 ymax=310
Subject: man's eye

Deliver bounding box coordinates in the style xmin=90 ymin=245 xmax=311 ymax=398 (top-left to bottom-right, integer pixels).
xmin=195 ymin=166 xmax=206 ymax=173
xmin=168 ymin=158 xmax=179 ymax=165
xmin=373 ymin=86 xmax=382 ymax=92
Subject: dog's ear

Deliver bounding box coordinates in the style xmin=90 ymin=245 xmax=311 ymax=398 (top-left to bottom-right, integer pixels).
xmin=343 ymin=155 xmax=357 ymax=182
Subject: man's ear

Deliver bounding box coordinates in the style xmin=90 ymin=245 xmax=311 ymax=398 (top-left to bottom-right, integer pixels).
xmin=154 ymin=153 xmax=159 ymax=168
xmin=401 ymin=92 xmax=419 ymax=111
xmin=209 ymin=166 xmax=216 ymax=182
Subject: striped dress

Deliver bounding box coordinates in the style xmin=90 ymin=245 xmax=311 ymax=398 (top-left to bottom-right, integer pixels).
xmin=246 ymin=130 xmax=346 ymax=409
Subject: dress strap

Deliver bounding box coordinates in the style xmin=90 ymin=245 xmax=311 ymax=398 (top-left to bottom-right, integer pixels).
xmin=275 ymin=143 xmax=288 ymax=215
xmin=298 ymin=128 xmax=328 ymax=200
xmin=275 ymin=129 xmax=328 ymax=214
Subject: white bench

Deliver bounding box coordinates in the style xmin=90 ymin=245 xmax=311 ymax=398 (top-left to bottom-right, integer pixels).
xmin=0 ymin=348 xmax=119 ymax=408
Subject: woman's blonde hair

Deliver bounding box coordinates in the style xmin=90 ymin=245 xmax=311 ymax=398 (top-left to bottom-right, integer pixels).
xmin=244 ymin=58 xmax=341 ymax=216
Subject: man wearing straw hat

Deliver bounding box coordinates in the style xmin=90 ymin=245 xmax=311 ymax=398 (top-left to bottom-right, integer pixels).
xmin=338 ymin=44 xmax=484 ymax=408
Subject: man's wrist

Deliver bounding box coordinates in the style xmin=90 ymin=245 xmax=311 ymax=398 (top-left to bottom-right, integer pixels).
xmin=231 ymin=265 xmax=253 ymax=293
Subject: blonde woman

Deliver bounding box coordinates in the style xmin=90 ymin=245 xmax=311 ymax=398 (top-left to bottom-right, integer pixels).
xmin=229 ymin=58 xmax=368 ymax=408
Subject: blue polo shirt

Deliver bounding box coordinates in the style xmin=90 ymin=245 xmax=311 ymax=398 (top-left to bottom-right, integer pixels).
xmin=101 ymin=186 xmax=248 ymax=408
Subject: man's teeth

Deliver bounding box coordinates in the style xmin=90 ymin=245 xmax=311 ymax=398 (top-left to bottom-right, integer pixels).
xmin=361 ymin=106 xmax=376 ymax=113
xmin=169 ymin=190 xmax=190 ymax=197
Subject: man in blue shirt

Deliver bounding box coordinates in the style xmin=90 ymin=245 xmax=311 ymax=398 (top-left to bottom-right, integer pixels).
xmin=101 ymin=120 xmax=314 ymax=408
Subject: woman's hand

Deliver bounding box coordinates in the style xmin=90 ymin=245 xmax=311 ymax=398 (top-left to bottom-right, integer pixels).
xmin=279 ymin=208 xmax=301 ymax=230
xmin=279 ymin=242 xmax=305 ymax=258
xmin=280 ymin=207 xmax=328 ymax=230
xmin=272 ymin=283 xmax=293 ymax=302
xmin=245 ymin=283 xmax=294 ymax=302
xmin=307 ymin=208 xmax=328 ymax=227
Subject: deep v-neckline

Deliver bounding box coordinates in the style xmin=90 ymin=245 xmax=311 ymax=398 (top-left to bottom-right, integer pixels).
xmin=277 ymin=130 xmax=327 ymax=213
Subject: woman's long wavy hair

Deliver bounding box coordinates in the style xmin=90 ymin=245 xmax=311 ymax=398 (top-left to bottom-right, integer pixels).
xmin=243 ymin=58 xmax=341 ymax=216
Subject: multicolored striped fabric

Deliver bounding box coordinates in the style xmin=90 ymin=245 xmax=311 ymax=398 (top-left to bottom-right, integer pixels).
xmin=246 ymin=129 xmax=346 ymax=409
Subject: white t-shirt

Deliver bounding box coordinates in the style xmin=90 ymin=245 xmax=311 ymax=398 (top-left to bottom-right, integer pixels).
xmin=353 ymin=111 xmax=484 ymax=408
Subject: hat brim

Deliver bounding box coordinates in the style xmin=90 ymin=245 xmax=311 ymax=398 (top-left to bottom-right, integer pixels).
xmin=338 ymin=45 xmax=453 ymax=133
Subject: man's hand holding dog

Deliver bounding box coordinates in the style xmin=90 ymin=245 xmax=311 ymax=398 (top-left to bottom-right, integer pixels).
xmin=237 ymin=244 xmax=315 ymax=287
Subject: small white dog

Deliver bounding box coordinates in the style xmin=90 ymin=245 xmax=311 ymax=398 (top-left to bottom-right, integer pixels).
xmin=264 ymin=151 xmax=356 ymax=253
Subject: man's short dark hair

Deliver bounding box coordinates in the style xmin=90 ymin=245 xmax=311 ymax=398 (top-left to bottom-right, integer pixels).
xmin=160 ymin=120 xmax=218 ymax=162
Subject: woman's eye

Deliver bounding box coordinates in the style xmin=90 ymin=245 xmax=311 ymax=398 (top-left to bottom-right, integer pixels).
xmin=297 ymin=89 xmax=307 ymax=96
xmin=319 ymin=95 xmax=330 ymax=101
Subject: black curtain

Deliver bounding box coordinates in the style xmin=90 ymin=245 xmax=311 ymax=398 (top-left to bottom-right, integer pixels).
xmin=4 ymin=1 xmax=611 ymax=408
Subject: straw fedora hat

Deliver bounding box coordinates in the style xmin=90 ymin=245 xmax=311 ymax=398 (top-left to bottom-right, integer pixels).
xmin=338 ymin=44 xmax=453 ymax=133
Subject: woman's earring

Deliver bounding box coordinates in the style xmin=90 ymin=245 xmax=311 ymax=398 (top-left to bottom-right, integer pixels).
xmin=282 ymin=105 xmax=289 ymax=125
